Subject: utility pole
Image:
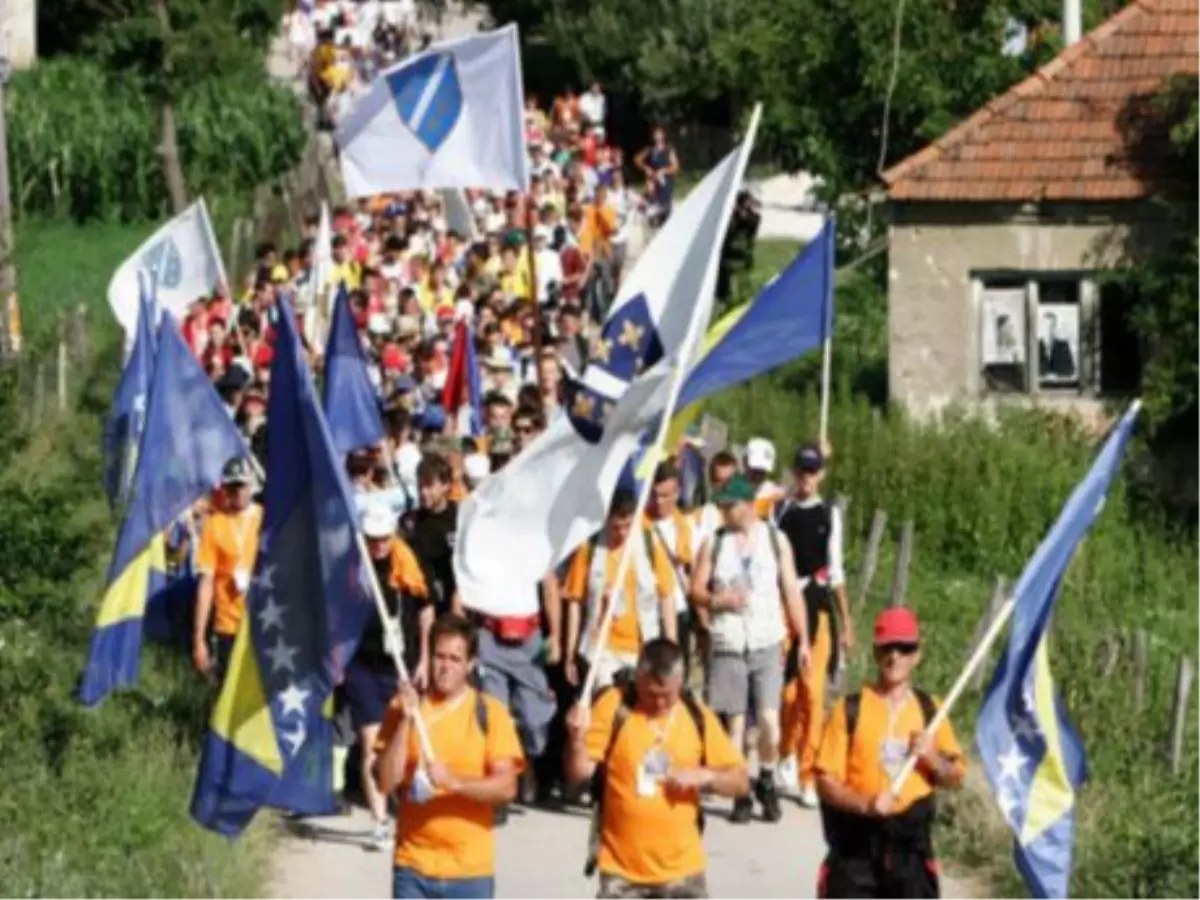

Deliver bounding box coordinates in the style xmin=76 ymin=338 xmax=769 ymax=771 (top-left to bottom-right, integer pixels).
xmin=0 ymin=40 xmax=18 ymax=362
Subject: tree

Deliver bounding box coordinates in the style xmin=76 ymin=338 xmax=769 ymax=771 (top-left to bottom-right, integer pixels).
xmin=37 ymin=0 xmax=289 ymax=212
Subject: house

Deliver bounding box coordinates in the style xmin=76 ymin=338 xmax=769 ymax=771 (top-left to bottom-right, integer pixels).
xmin=881 ymin=0 xmax=1197 ymax=421
xmin=0 ymin=0 xmax=36 ymax=70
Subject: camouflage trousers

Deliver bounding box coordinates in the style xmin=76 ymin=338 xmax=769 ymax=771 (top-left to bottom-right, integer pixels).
xmin=597 ymin=871 xmax=708 ymax=899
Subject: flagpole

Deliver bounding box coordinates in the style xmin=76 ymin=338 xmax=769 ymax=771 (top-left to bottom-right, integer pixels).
xmin=198 ymin=196 xmax=230 ymax=295
xmin=887 ymin=591 xmax=1016 ymax=795
xmin=525 ymin=210 xmax=549 ymax=411
xmin=817 ymin=216 xmax=835 ymax=447
xmin=577 ymin=104 xmax=763 ymax=710
xmin=353 ymin=528 xmax=438 ymax=763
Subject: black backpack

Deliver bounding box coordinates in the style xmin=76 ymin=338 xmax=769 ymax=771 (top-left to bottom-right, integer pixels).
xmin=583 ymin=674 xmax=709 ymax=877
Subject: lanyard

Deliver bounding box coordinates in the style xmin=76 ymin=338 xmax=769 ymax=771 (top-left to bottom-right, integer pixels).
xmin=645 ymin=704 xmax=678 ymax=750
xmin=422 ymin=690 xmax=469 ymax=734
xmin=230 ymin=507 xmax=255 ymax=565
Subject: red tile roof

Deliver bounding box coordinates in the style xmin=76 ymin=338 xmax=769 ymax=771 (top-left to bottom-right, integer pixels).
xmin=883 ymin=0 xmax=1199 ymax=202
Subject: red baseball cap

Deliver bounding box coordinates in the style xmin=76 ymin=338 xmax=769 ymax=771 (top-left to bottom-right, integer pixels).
xmin=254 ymin=345 xmax=274 ymax=368
xmin=381 ymin=344 xmax=409 ymax=373
xmin=874 ymin=607 xmax=920 ymax=646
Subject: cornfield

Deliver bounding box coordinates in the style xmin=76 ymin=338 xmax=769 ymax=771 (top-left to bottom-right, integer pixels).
xmin=8 ymin=58 xmax=307 ymax=221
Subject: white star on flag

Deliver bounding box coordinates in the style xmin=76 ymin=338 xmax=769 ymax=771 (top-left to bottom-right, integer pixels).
xmin=258 ymin=596 xmax=285 ymax=633
xmin=998 ymin=743 xmax=1028 ymax=781
xmin=277 ymin=682 xmax=310 ymax=718
xmin=1013 ymin=713 xmax=1040 ymax=743
xmin=265 ymin=636 xmax=298 ymax=675
xmin=132 ymin=393 xmax=147 ymax=415
xmin=280 ymin=722 xmax=307 ymax=757
xmin=254 ymin=564 xmax=276 ymax=592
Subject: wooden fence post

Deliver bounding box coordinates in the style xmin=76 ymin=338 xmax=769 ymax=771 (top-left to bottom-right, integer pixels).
xmin=1132 ymin=629 xmax=1150 ymax=713
xmin=889 ymin=519 xmax=915 ymax=607
xmin=56 ymin=336 xmax=68 ymax=412
xmin=1096 ymin=633 xmax=1122 ymax=679
xmin=1168 ymin=656 xmax=1194 ymax=776
xmin=33 ymin=362 xmax=45 ymax=424
xmin=856 ymin=509 xmax=887 ymax=609
xmin=968 ymin=576 xmax=1007 ymax=690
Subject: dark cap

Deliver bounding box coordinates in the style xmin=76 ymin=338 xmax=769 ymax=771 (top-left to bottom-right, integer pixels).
xmin=216 ymin=367 xmax=251 ymax=394
xmin=711 ymin=473 xmax=755 ymax=505
xmin=793 ymin=444 xmax=825 ymax=474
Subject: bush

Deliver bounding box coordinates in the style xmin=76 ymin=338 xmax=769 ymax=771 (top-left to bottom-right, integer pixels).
xmin=8 ymin=57 xmax=306 ymax=221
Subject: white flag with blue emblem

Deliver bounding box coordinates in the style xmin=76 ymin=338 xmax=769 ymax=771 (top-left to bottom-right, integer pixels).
xmin=107 ymin=198 xmax=226 ymax=338
xmin=454 ymin=108 xmax=762 ymax=614
xmin=336 ymin=24 xmax=529 ymax=196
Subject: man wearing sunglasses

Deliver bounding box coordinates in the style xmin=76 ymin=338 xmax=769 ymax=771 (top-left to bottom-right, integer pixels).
xmin=814 ymin=607 xmax=965 ymax=898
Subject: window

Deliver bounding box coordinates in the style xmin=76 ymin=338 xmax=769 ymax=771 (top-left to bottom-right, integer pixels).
xmin=974 ymin=273 xmax=1141 ymax=398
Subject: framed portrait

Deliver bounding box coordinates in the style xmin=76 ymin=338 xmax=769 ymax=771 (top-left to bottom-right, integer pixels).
xmin=980 ymin=287 xmax=1026 ymax=392
xmin=1037 ymin=302 xmax=1079 ymax=387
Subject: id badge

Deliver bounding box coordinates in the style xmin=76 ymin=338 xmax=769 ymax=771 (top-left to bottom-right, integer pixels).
xmin=233 ymin=568 xmax=251 ymax=594
xmin=637 ymin=748 xmax=670 ymax=798
xmin=409 ymin=767 xmax=434 ymax=804
xmin=880 ymin=738 xmax=908 ymax=781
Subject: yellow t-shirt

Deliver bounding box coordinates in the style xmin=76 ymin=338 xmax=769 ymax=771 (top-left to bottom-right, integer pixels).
xmin=331 ymin=260 xmax=362 ymax=292
xmin=585 ymin=688 xmax=743 ymax=883
xmin=815 ymin=685 xmax=966 ymax=814
xmin=374 ymin=689 xmax=526 ymax=878
xmin=195 ymin=505 xmax=263 ymax=636
xmin=563 ymin=536 xmax=674 ymax=655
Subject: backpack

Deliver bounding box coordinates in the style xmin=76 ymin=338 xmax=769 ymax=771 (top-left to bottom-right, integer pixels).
xmin=583 ymin=676 xmax=709 ymax=877
xmin=706 ymin=522 xmax=784 ymax=592
xmin=818 ymin=688 xmax=938 ymax=848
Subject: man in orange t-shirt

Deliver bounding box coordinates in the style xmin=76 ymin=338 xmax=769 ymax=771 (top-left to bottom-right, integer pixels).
xmin=193 ymin=458 xmax=262 ymax=681
xmin=565 ymin=638 xmax=749 ymax=898
xmin=815 ymin=607 xmax=964 ymax=898
xmin=374 ymin=615 xmax=525 ymax=899
xmin=562 ymin=488 xmax=678 ymax=692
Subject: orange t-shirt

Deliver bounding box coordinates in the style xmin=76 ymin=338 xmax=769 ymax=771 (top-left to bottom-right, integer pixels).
xmin=578 ymin=203 xmax=617 ymax=259
xmin=585 ymin=688 xmax=744 ymax=883
xmin=195 ymin=505 xmax=263 ymax=635
xmin=374 ymin=689 xmax=525 ymax=878
xmin=563 ymin=535 xmax=674 ymax=655
xmin=815 ymin=685 xmax=966 ymax=813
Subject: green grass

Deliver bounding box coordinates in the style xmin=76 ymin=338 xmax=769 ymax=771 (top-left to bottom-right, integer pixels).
xmin=709 ymin=244 xmax=1199 ymax=898
xmin=0 ymin=218 xmax=272 ymax=896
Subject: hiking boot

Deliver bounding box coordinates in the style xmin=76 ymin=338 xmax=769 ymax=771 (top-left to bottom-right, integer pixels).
xmin=756 ymin=772 xmax=783 ymax=823
xmin=730 ymin=796 xmax=754 ymax=824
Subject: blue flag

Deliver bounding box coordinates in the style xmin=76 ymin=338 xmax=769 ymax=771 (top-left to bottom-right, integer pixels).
xmin=80 ymin=313 xmax=248 ymax=707
xmin=976 ymin=401 xmax=1141 ymax=899
xmin=323 ymin=284 xmax=385 ymax=455
xmin=103 ymin=273 xmax=159 ymax=511
xmin=675 ymin=216 xmax=834 ymax=411
xmin=191 ymin=299 xmax=376 ymax=837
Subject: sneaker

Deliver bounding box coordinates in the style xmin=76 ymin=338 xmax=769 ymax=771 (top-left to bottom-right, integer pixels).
xmin=756 ymin=773 xmax=782 ymax=823
xmin=798 ymin=781 xmax=819 ymax=809
xmin=367 ymin=821 xmax=390 ymax=853
xmin=730 ymin=796 xmax=754 ymax=824
xmin=494 ymin=804 xmax=509 ymax=826
xmin=777 ymin=756 xmax=800 ymax=795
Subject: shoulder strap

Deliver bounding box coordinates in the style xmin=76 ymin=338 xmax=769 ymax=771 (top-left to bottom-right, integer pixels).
xmin=681 ymin=690 xmax=708 ymax=767
xmin=914 ymin=688 xmax=937 ymax=727
xmin=474 ymin=690 xmax=489 ymax=737
xmin=843 ymin=691 xmax=862 ymax=747
xmin=765 ymin=521 xmax=783 ymax=568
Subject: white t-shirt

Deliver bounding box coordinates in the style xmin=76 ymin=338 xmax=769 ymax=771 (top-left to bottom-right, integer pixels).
xmin=579 ymin=90 xmax=606 ymax=126
xmin=646 ymin=514 xmax=701 ymax=613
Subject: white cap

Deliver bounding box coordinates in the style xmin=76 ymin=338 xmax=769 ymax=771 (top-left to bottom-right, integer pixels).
xmin=368 ymin=313 xmax=391 ymax=336
xmin=744 ymin=437 xmax=776 ymax=473
xmin=463 ymin=452 xmax=491 ymax=484
xmin=361 ymin=504 xmax=395 ymax=539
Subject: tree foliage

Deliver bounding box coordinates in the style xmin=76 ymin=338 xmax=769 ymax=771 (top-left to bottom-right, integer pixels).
xmin=487 ymin=0 xmax=1126 ymax=200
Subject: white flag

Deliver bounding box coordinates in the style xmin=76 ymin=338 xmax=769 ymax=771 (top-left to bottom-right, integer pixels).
xmin=440 ymin=188 xmax=479 ymax=241
xmin=303 ymin=201 xmax=334 ymax=347
xmin=454 ymin=110 xmax=761 ymax=614
xmin=336 ymin=24 xmax=529 ymax=196
xmin=107 ymin=199 xmax=226 ymax=337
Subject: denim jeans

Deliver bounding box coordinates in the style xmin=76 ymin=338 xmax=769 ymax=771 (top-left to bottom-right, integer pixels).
xmin=392 ymin=867 xmax=495 ymax=899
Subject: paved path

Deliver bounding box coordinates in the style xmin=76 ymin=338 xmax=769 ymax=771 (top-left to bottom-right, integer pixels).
xmin=272 ymin=797 xmax=829 ymax=898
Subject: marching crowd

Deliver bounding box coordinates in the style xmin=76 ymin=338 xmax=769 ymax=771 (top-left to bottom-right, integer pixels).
xmin=161 ymin=3 xmax=966 ymax=898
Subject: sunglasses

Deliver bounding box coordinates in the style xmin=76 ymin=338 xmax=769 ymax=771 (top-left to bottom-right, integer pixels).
xmin=876 ymin=642 xmax=920 ymax=657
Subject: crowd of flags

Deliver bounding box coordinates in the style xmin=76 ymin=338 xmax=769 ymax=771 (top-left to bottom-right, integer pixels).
xmin=80 ymin=23 xmax=1142 ymax=896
